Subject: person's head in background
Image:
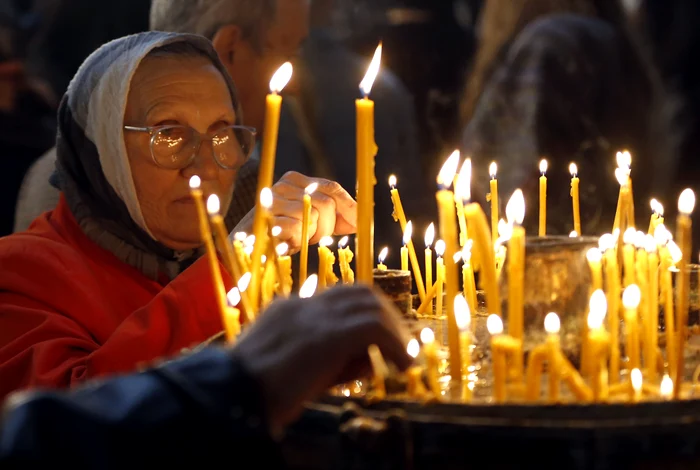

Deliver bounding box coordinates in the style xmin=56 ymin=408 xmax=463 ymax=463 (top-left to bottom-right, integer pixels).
xmin=461 ymin=0 xmax=625 ymax=126
xmin=150 ymin=0 xmax=310 ymax=134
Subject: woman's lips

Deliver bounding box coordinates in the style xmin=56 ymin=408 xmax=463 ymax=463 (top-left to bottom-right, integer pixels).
xmin=174 ymin=195 xmax=195 ymax=204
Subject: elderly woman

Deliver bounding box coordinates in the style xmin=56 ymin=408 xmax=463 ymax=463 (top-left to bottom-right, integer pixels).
xmin=0 ymin=32 xmax=356 ymax=399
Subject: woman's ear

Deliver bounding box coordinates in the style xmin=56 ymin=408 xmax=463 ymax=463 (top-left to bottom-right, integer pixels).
xmin=211 ymin=24 xmax=243 ymax=66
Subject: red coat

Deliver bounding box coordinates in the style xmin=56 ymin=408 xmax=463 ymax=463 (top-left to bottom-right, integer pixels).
xmin=0 ymin=195 xmax=232 ymax=399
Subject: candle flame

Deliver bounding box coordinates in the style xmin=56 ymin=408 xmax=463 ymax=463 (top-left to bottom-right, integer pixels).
xmin=544 ymin=312 xmax=561 ymax=334
xmin=599 ymin=233 xmax=615 ymax=252
xmin=678 ymin=188 xmax=696 ymax=215
xmin=587 ymin=309 xmax=606 ymax=331
xmin=569 ymin=231 xmax=578 ymax=238
xmin=272 ymin=226 xmax=282 ymax=237
xmin=498 ymin=218 xmax=513 ymax=242
xmin=623 ymin=284 xmax=641 ymax=309
xmin=615 ymin=167 xmax=629 ymax=186
xmin=454 ymin=294 xmax=471 ymax=332
xmin=378 ymin=246 xmax=389 ymax=264
xmin=420 ymin=327 xmax=435 ymax=345
xmin=189 ymin=175 xmax=201 ymax=189
xmin=234 ymin=232 xmax=247 ymax=242
xmin=631 ymin=368 xmax=643 ymax=394
xmin=437 ymin=150 xmax=461 ymax=188
xmin=589 ymin=289 xmax=608 ymax=319
xmin=667 ymin=240 xmax=683 ymax=265
xmin=319 ymin=236 xmax=334 ymax=248
xmin=633 ymin=230 xmax=646 ymax=249
xmin=305 ymin=182 xmax=319 ymax=195
xmin=227 ymin=288 xmax=241 ymax=307
xmin=569 ymin=162 xmax=578 ymax=177
xmin=424 ymin=223 xmax=435 ymax=247
xmin=462 ymin=244 xmax=472 ymax=262
xmin=261 ymin=255 xmax=267 ymax=264
xmin=487 ymin=314 xmax=504 ymax=335
xmin=243 ymin=235 xmax=256 ymax=248
xmin=359 ymin=43 xmax=382 ymax=96
xmin=623 ymin=227 xmax=636 ymax=245
xmin=299 ymin=274 xmax=318 ymax=298
xmin=260 ymin=187 xmax=273 ymax=209
xmin=644 ymin=234 xmax=657 ymax=253
xmin=407 ymin=338 xmax=420 ymax=358
xmin=206 ymin=194 xmax=220 ymax=215
xmin=586 ymin=248 xmax=602 ymax=263
xmin=388 ymin=175 xmax=397 ymax=188
xmin=453 ymin=252 xmax=463 ymax=264
xmin=505 ymin=189 xmax=525 ymax=225
xmin=244 ymin=245 xmax=254 ymax=257
xmin=489 ymin=161 xmax=498 ymax=178
xmin=539 ymin=159 xmax=548 ymax=174
xmin=338 ymin=236 xmax=349 ymax=249
xmin=276 ymin=243 xmax=289 ymax=257
xmin=660 ymin=374 xmax=674 ymax=399
xmin=269 ymin=62 xmax=293 ymax=93
xmin=616 ymin=150 xmax=632 ymax=169
xmin=238 ymin=272 xmax=252 ymax=292
xmin=454 ymin=158 xmax=472 ymax=201
xmin=654 ymin=224 xmax=671 ymax=246
xmin=435 ymin=239 xmax=446 ymax=257
xmin=403 ymin=221 xmax=413 ymax=245
xmin=657 ymin=202 xmax=665 ymax=217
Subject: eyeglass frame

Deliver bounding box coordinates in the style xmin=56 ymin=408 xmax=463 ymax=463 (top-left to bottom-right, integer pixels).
xmin=123 ymin=124 xmax=257 ymax=170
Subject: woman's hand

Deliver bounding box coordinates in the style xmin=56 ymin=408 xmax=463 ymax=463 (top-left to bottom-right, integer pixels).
xmin=234 ymin=172 xmax=357 ymax=252
xmin=233 ymin=285 xmax=412 ymax=434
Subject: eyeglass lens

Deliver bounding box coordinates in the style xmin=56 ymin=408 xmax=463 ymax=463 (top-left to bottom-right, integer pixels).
xmin=151 ymin=126 xmax=254 ymax=169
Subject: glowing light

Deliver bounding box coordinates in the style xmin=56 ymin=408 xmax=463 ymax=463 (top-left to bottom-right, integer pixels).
xmin=489 ymin=162 xmax=498 ymax=178
xmin=539 ymin=159 xmax=548 ymax=174
xmin=498 ymin=218 xmax=512 ymax=242
xmin=599 ymin=233 xmax=615 ymax=252
xmin=587 ymin=248 xmax=602 ymax=263
xmin=633 ymin=230 xmax=646 ymax=249
xmin=454 ymin=294 xmax=471 ymax=332
xmin=234 ymin=232 xmax=247 ymax=242
xmin=678 ymin=189 xmax=696 ymax=215
xmin=238 ymin=272 xmax=252 ymax=292
xmin=569 ymin=163 xmax=578 ymax=176
xmin=435 ymin=240 xmax=446 ymax=257
xmin=305 ymin=182 xmax=319 ymax=195
xmin=276 ymin=243 xmax=289 ymax=257
xmin=271 ymin=226 xmax=282 ymax=237
xmin=378 ymin=247 xmax=389 ymax=264
xmin=319 ymin=236 xmax=334 ymax=248
xmin=505 ymin=189 xmax=525 ymax=225
xmin=424 ymin=223 xmax=435 ymax=248
xmin=189 ymin=175 xmax=201 ymax=189
xmin=260 ymin=188 xmax=273 ymax=209
xmin=654 ymin=224 xmax=671 ymax=246
xmin=622 ymin=285 xmax=641 ymax=309
xmin=269 ymin=62 xmax=293 ymax=93
xmin=569 ymin=231 xmax=578 ymax=238
xmin=616 ymin=150 xmax=632 ymax=170
xmin=615 ymin=167 xmax=629 ymax=186
xmin=206 ymin=194 xmax=220 ymax=215
xmin=544 ymin=312 xmax=561 ymax=334
xmin=455 ymin=158 xmax=472 ymax=202
xmin=299 ymin=274 xmax=318 ymax=298
xmin=453 ymin=252 xmax=463 ymax=264
xmin=227 ymin=288 xmax=241 ymax=307
xmin=244 ymin=235 xmax=256 ymax=247
xmin=420 ymin=328 xmax=435 ymax=345
xmin=338 ymin=236 xmax=349 ymax=249
xmin=644 ymin=235 xmax=657 ymax=253
xmin=660 ymin=374 xmax=674 ymax=399
xmin=623 ymin=228 xmax=636 ymax=245
xmin=588 ymin=290 xmax=608 ymax=329
xmin=487 ymin=314 xmax=504 ymax=335
xmin=437 ymin=150 xmax=461 ymax=188
xmin=631 ymin=368 xmax=643 ymax=395
xmin=407 ymin=339 xmax=420 ymax=358
xmin=403 ymin=221 xmax=413 ymax=246
xmin=359 ymin=43 xmax=382 ymax=96
xmin=388 ymin=175 xmax=397 ymax=188
xmin=667 ymin=241 xmax=683 ymax=265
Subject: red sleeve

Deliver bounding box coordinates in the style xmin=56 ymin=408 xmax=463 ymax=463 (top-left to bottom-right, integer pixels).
xmin=0 ymin=251 xmax=231 ymax=399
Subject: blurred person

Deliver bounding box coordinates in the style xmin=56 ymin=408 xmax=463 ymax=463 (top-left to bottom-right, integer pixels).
xmin=0 ymin=32 xmax=356 ymax=400
xmin=0 ymin=285 xmax=412 ymax=467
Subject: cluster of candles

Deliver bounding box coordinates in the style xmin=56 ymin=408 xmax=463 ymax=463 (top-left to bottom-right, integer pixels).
xmin=188 ymin=42 xmax=697 ymax=405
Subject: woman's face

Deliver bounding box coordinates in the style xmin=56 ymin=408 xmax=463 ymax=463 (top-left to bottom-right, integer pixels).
xmin=123 ymin=55 xmax=238 ymax=251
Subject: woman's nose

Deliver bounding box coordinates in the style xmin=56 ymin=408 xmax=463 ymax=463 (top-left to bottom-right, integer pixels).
xmin=182 ymin=140 xmax=219 ymax=181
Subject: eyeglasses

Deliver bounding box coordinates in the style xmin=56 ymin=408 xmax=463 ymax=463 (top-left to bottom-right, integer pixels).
xmin=124 ymin=124 xmax=257 ymax=170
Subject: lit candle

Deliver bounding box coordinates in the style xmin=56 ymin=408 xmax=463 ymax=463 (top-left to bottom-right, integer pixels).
xmin=487 ymin=314 xmax=522 ymax=403
xmin=249 ymin=187 xmax=274 ymax=313
xmin=388 ymin=175 xmax=426 ymax=301
xmin=506 ymin=189 xmax=526 ymax=379
xmin=462 ymin=159 xmax=501 ymax=315
xmin=539 ymin=159 xmax=548 ymax=237
xmin=648 ymin=199 xmax=660 ymax=235
xmin=634 ymin=232 xmax=650 ymax=373
xmin=601 ymin=234 xmax=621 ymax=383
xmin=224 ymin=288 xmax=242 ymax=341
xmin=401 ymin=221 xmax=412 ymax=272
xmin=623 ymin=285 xmax=641 ymax=370
xmin=425 ymin=223 xmax=435 ymax=311
xmin=489 ymin=162 xmax=499 ymax=238
xmin=299 ymin=274 xmax=318 ymax=299
xmin=189 ymin=176 xmax=228 ymax=324
xmin=299 ymin=182 xmax=318 ymax=287
xmin=462 ymin=241 xmax=477 ymax=315
xmin=317 ymin=236 xmax=334 ymax=293
xmin=243 ymin=235 xmax=255 ymax=267
xmin=420 ymin=328 xmax=442 ymax=399
xmin=646 ymin=236 xmax=659 ymax=383
xmin=454 ymin=294 xmax=472 ymax=401
xmin=338 ymin=236 xmax=350 ymax=284
xmin=630 ymin=368 xmax=643 ymax=402
xmin=437 ymin=151 xmax=463 ymax=389
xmin=276 ymin=243 xmax=293 ymax=297
xmin=588 ymin=290 xmax=610 ymax=402
xmin=675 ymin=188 xmax=696 ymax=397
xmin=622 ymin=228 xmax=637 ymax=288
xmin=660 ymin=374 xmax=674 ymax=400
xmin=435 ymin=240 xmax=445 ymax=316
xmin=658 ymin=228 xmax=678 ymax=377
xmin=368 ymin=344 xmax=388 ymax=399
xmin=232 ymin=232 xmax=251 ymax=274
xmin=570 ymin=163 xmax=581 ymax=235
xmin=586 ymin=248 xmax=603 ymax=291
xmin=250 ymin=63 xmax=293 ymax=310
xmin=613 ymin=153 xmax=633 ymax=234
xmin=406 ymin=339 xmax=427 ymax=399
xmin=545 ymin=312 xmax=561 ymax=403
xmin=356 ymin=44 xmax=382 ymax=285
xmin=377 ymin=246 xmax=389 ymax=271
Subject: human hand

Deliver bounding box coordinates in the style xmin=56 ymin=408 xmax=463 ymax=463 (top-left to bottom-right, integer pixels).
xmin=234 ymin=171 xmax=357 ymax=252
xmin=232 ymin=285 xmax=412 ymax=433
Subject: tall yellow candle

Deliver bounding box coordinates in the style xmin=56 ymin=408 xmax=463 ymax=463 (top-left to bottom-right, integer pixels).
xmin=487 ymin=314 xmax=522 ymax=404
xmin=545 ymin=312 xmax=561 ymax=403
xmin=634 ymin=233 xmax=650 ymax=372
xmin=420 ymin=328 xmax=442 ymax=398
xmin=613 ymin=165 xmax=632 ymax=234
xmin=389 ymin=175 xmax=427 ymax=300
xmin=648 ymin=199 xmax=662 ymax=235
xmin=588 ymin=291 xmax=610 ymax=402
xmin=622 ymin=228 xmax=637 ymax=287
xmin=317 ymin=236 xmax=334 ymax=293
xmin=299 ymin=183 xmax=318 ymax=287
xmin=401 ymin=222 xmax=412 ymax=272
xmin=489 ymin=162 xmax=499 ymax=239
xmin=586 ymin=248 xmax=603 ymax=291
xmin=356 ymin=44 xmax=382 ymax=285
xmin=570 ymin=163 xmax=581 ymax=235
xmin=189 ymin=177 xmax=228 ymax=325
xmin=224 ymin=288 xmax=242 ymax=342
xmin=425 ymin=224 xmax=435 ymax=311
xmin=437 ymin=151 xmax=463 ymax=391
xmin=462 ymin=242 xmax=477 ymax=316
xmin=249 ymin=63 xmax=293 ymax=311
xmin=455 ymin=294 xmax=472 ymax=401
xmin=435 ymin=241 xmax=445 ymax=316
xmin=675 ymin=189 xmax=696 ymax=397
xmin=623 ymin=285 xmax=641 ymax=370
xmin=539 ymin=159 xmax=548 ymax=237
xmin=646 ymin=236 xmax=660 ymax=383
xmin=276 ymin=243 xmax=293 ymax=297
xmin=377 ymin=247 xmax=388 ymax=271
xmin=505 ymin=190 xmax=526 ymax=379
xmin=461 ymin=159 xmax=501 ymax=315
xmin=601 ymin=235 xmax=621 ymax=383
xmin=659 ymin=236 xmax=678 ymax=377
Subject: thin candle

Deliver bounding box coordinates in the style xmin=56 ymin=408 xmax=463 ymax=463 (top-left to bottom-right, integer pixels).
xmin=249 ymin=187 xmax=274 ymax=313
xmin=420 ymin=328 xmax=442 ymax=398
xmin=675 ymin=189 xmax=696 ymax=397
xmin=224 ymin=288 xmax=242 ymax=341
xmin=435 ymin=240 xmax=445 ymax=317
xmin=488 ymin=314 xmax=522 ymax=403
xmin=539 ymin=159 xmax=548 ymax=236
xmin=317 ymin=236 xmax=334 ymax=293
xmin=601 ymin=234 xmax=621 ymax=383
xmin=276 ymin=243 xmax=293 ymax=297
xmin=425 ymin=224 xmax=435 ymax=311
xmin=645 ymin=235 xmax=659 ymax=383
xmin=489 ymin=162 xmax=499 ymax=238
xmin=622 ymin=285 xmax=641 ymax=370
xmin=570 ymin=163 xmax=581 ymax=235
xmin=455 ymin=294 xmax=472 ymax=401
xmin=506 ymin=189 xmax=526 ymax=379
xmin=401 ymin=221 xmax=412 ymax=272
xmin=462 ymin=241 xmax=477 ymax=315
xmin=338 ymin=236 xmax=351 ymax=284
xmin=545 ymin=312 xmax=561 ymax=403
xmin=299 ymin=182 xmax=318 ymax=287
xmin=588 ymin=290 xmax=610 ymax=402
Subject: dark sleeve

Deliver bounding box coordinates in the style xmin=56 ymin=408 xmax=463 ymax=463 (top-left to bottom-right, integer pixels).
xmin=0 ymin=348 xmax=284 ymax=469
